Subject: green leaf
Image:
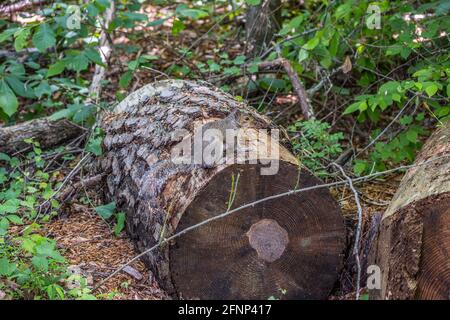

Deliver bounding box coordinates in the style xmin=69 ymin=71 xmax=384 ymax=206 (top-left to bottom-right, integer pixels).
xmin=32 ymin=23 xmax=56 ymax=52
xmin=147 ymin=18 xmax=167 ymax=27
xmin=86 ymin=136 xmax=103 ymax=156
xmin=14 ymin=28 xmax=31 ymax=52
xmin=114 ymin=212 xmax=126 ymax=236
xmin=49 ymin=108 xmax=74 ymax=121
xmin=0 ymin=28 xmax=17 ymax=43
xmin=5 ymin=76 xmax=35 ymax=98
xmin=128 ymin=60 xmax=139 ymax=71
xmin=84 ymin=48 xmax=106 ymax=67
xmin=233 ymin=55 xmax=246 ymax=66
xmin=47 ymin=61 xmax=66 ymax=77
xmin=65 ymin=53 xmax=89 ymax=72
xmin=298 ymin=48 xmax=309 ymax=62
xmin=447 ymin=83 xmax=450 ymax=98
xmin=0 ymin=257 xmax=16 ymax=276
xmin=406 ymin=129 xmax=419 ymax=143
xmin=343 ymin=101 xmax=361 ymax=115
xmin=353 ymin=160 xmax=368 ymax=176
xmin=95 ymin=202 xmax=116 ymax=219
xmin=279 ymin=15 xmax=304 ymax=35
xmin=303 ymin=37 xmax=320 ymax=50
xmin=172 ymin=19 xmax=185 ymax=36
xmin=177 ymin=8 xmax=208 ymax=20
xmin=34 ymin=80 xmax=52 ymax=99
xmin=0 ymin=152 xmax=11 ymax=162
xmin=119 ymin=70 xmax=133 ymax=88
xmin=0 ymin=80 xmax=18 ymax=117
xmin=246 ymin=0 xmax=261 ymax=5
xmin=0 ymin=218 xmax=9 ymax=236
xmin=424 ymin=83 xmax=438 ymax=97
xmin=7 ymin=215 xmax=23 ymax=224
xmin=32 ymin=256 xmax=49 ymax=272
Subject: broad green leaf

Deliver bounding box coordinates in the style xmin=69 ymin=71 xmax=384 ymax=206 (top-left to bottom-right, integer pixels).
xmin=147 ymin=18 xmax=167 ymax=27
xmin=86 ymin=137 xmax=103 ymax=156
xmin=119 ymin=70 xmax=133 ymax=88
xmin=0 ymin=218 xmax=9 ymax=236
xmin=47 ymin=61 xmax=66 ymax=77
xmin=49 ymin=108 xmax=74 ymax=121
xmin=7 ymin=215 xmax=23 ymax=224
xmin=114 ymin=212 xmax=126 ymax=236
xmin=424 ymin=83 xmax=438 ymax=97
xmin=128 ymin=60 xmax=139 ymax=71
xmin=65 ymin=53 xmax=89 ymax=72
xmin=5 ymin=76 xmax=35 ymax=98
xmin=0 ymin=28 xmax=17 ymax=43
xmin=0 ymin=80 xmax=18 ymax=117
xmin=303 ymin=37 xmax=320 ymax=50
xmin=0 ymin=153 xmax=11 ymax=162
xmin=14 ymin=28 xmax=31 ymax=52
xmin=32 ymin=256 xmax=49 ymax=272
xmin=32 ymin=23 xmax=56 ymax=52
xmin=406 ymin=129 xmax=418 ymax=143
xmin=172 ymin=19 xmax=185 ymax=36
xmin=246 ymin=0 xmax=261 ymax=5
xmin=343 ymin=101 xmax=361 ymax=115
xmin=298 ymin=48 xmax=309 ymax=62
xmin=85 ymin=48 xmax=106 ymax=67
xmin=95 ymin=202 xmax=116 ymax=219
xmin=0 ymin=257 xmax=16 ymax=276
xmin=177 ymin=8 xmax=208 ymax=20
xmin=34 ymin=80 xmax=52 ymax=99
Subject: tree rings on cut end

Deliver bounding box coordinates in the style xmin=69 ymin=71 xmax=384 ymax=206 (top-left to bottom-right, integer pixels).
xmin=169 ymin=162 xmax=345 ymax=299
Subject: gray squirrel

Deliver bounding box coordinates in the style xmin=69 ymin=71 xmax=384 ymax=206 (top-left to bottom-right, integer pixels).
xmin=194 ymin=110 xmax=242 ymax=168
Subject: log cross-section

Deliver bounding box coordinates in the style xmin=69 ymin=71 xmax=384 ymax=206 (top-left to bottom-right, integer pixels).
xmin=370 ymin=121 xmax=450 ymax=300
xmin=99 ymin=80 xmax=345 ymax=299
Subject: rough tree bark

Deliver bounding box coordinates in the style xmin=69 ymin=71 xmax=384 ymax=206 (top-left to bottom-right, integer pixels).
xmin=369 ymin=121 xmax=450 ymax=300
xmin=246 ymin=0 xmax=282 ymax=58
xmin=99 ymin=80 xmax=345 ymax=299
xmin=0 ymin=119 xmax=84 ymax=154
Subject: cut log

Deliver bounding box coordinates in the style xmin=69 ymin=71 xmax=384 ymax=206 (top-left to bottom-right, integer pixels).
xmin=369 ymin=121 xmax=450 ymax=299
xmin=0 ymin=119 xmax=84 ymax=154
xmin=99 ymin=80 xmax=345 ymax=299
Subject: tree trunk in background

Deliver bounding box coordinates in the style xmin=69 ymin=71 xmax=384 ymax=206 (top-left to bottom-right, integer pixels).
xmin=369 ymin=121 xmax=450 ymax=300
xmin=0 ymin=119 xmax=84 ymax=154
xmin=246 ymin=0 xmax=282 ymax=58
xmin=99 ymin=80 xmax=345 ymax=299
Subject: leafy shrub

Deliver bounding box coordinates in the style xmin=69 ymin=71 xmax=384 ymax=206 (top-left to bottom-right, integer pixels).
xmin=289 ymin=120 xmax=344 ymax=176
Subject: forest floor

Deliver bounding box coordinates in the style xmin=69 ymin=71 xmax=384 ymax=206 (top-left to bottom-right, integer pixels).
xmin=4 ymin=1 xmax=440 ymax=300
xmin=11 ymin=2 xmax=425 ymax=300
xmin=44 ymin=161 xmax=402 ymax=300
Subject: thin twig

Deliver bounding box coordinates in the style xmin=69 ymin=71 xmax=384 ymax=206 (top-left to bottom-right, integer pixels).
xmin=257 ymin=58 xmax=315 ymax=119
xmin=356 ymin=94 xmax=417 ymax=157
xmin=332 ymin=162 xmax=363 ymax=300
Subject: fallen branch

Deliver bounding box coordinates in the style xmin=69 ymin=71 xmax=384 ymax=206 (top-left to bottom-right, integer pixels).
xmin=332 ymin=162 xmax=363 ymax=300
xmin=0 ymin=0 xmax=46 ymax=15
xmin=258 ymin=58 xmax=315 ymax=119
xmin=58 ymin=173 xmax=106 ymax=203
xmin=88 ymin=1 xmax=115 ymax=102
xmin=0 ymin=119 xmax=85 ymax=154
